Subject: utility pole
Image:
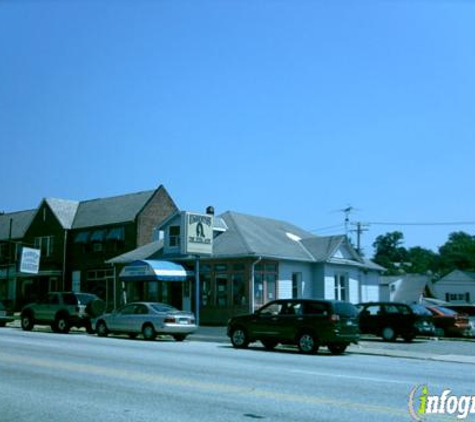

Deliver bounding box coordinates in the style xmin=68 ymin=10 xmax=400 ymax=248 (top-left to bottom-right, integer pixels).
xmin=351 ymin=222 xmax=369 ymax=255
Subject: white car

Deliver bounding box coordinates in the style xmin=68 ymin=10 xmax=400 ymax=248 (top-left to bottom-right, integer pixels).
xmin=95 ymin=302 xmax=197 ymax=341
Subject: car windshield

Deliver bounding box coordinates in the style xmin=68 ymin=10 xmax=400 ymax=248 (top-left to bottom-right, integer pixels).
xmin=334 ymin=302 xmax=358 ymax=317
xmin=150 ymin=304 xmax=178 ymax=313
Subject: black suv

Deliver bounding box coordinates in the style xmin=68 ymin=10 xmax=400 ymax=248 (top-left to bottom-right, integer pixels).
xmin=227 ymin=299 xmax=360 ymax=355
xmin=21 ymin=292 xmax=105 ymax=334
xmin=356 ymin=302 xmax=435 ymax=342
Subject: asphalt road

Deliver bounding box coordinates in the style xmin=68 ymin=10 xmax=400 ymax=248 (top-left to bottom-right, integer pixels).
xmin=0 ymin=327 xmax=472 ymax=422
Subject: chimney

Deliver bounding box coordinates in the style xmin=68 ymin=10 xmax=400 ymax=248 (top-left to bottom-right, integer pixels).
xmin=206 ymin=206 xmax=215 ymax=215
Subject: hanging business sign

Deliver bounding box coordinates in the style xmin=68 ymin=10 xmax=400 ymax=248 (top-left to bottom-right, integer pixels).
xmin=19 ymin=247 xmax=41 ymax=274
xmin=181 ymin=212 xmax=213 ymax=255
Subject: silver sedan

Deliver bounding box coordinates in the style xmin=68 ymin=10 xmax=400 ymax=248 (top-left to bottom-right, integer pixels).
xmin=95 ymin=302 xmax=197 ymax=341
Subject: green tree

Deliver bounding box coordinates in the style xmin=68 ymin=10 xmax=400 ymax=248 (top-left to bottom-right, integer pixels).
xmin=438 ymin=231 xmax=475 ymax=274
xmin=406 ymin=246 xmax=439 ymax=275
xmin=372 ymin=231 xmax=409 ymax=275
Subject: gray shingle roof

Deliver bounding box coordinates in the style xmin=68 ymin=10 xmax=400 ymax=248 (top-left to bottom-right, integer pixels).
xmin=213 ymin=211 xmax=316 ymax=261
xmin=45 ymin=198 xmax=79 ymax=229
xmin=0 ymin=210 xmax=36 ymax=240
xmin=106 ymin=210 xmax=382 ymax=272
xmin=72 ymin=190 xmax=155 ymax=229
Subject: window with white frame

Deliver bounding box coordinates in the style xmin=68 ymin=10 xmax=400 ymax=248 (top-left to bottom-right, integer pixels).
xmin=34 ymin=236 xmax=54 ymax=257
xmin=334 ymin=273 xmax=348 ymax=301
xmin=168 ymin=226 xmax=181 ymax=248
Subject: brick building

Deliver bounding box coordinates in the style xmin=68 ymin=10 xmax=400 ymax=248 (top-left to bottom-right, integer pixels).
xmin=0 ymin=185 xmax=177 ymax=310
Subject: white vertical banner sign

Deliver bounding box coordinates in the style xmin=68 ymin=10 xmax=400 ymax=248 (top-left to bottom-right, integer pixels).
xmin=19 ymin=247 xmax=41 ymax=274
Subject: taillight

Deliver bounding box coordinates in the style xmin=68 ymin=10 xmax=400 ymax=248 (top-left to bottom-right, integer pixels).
xmin=330 ymin=314 xmax=340 ymax=322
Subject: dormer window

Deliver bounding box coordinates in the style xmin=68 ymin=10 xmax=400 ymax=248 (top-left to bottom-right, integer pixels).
xmin=169 ymin=225 xmax=181 ymax=248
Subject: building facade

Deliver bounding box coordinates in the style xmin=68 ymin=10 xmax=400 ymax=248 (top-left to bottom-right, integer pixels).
xmin=0 ymin=186 xmax=178 ymax=310
xmin=110 ymin=209 xmax=385 ymax=325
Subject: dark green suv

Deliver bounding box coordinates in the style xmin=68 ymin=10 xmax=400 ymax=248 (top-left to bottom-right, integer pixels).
xmin=227 ymin=299 xmax=360 ymax=355
xmin=21 ymin=292 xmax=105 ymax=334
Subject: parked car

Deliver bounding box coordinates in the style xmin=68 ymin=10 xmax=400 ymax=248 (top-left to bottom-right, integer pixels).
xmin=227 ymin=299 xmax=360 ymax=355
xmin=0 ymin=300 xmax=14 ymax=327
xmin=424 ymin=305 xmax=471 ymax=337
xmin=21 ymin=292 xmax=105 ymax=334
xmin=356 ymin=302 xmax=435 ymax=342
xmin=94 ymin=302 xmax=197 ymax=341
xmin=444 ymin=304 xmax=475 ymax=337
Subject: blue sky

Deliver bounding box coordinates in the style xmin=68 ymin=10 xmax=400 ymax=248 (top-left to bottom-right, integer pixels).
xmin=1 ymin=0 xmax=475 ymax=254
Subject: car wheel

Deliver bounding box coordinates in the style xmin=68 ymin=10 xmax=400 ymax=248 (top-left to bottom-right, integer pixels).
xmin=173 ymin=334 xmax=187 ymax=342
xmin=86 ymin=299 xmax=106 ymax=318
xmin=297 ymin=332 xmax=319 ymax=354
xmin=55 ymin=315 xmax=70 ymax=334
xmin=381 ymin=326 xmax=396 ymax=342
xmin=328 ymin=343 xmax=348 ymax=355
xmin=21 ymin=313 xmax=34 ymax=331
xmin=230 ymin=327 xmax=249 ymax=349
xmin=435 ymin=327 xmax=445 ymax=337
xmin=142 ymin=324 xmax=156 ymax=341
xmin=261 ymin=339 xmax=278 ymax=351
xmin=96 ymin=320 xmax=109 ymax=337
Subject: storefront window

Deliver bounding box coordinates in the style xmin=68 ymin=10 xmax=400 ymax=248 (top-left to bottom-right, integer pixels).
xmin=216 ymin=275 xmax=228 ymax=306
xmin=232 ymin=273 xmax=246 ymax=306
xmin=254 ymin=273 xmax=264 ymax=307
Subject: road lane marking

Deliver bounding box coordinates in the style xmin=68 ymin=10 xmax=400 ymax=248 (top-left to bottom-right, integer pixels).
xmin=288 ymin=369 xmax=411 ymax=385
xmin=0 ymin=351 xmax=434 ymax=419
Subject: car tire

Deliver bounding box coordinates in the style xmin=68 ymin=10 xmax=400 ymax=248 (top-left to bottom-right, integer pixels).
xmin=86 ymin=299 xmax=106 ymax=318
xmin=261 ymin=339 xmax=278 ymax=351
xmin=142 ymin=324 xmax=156 ymax=341
xmin=96 ymin=320 xmax=109 ymax=337
xmin=21 ymin=313 xmax=34 ymax=331
xmin=297 ymin=332 xmax=319 ymax=354
xmin=435 ymin=327 xmax=445 ymax=337
xmin=55 ymin=314 xmax=70 ymax=334
xmin=381 ymin=326 xmax=396 ymax=342
xmin=230 ymin=327 xmax=249 ymax=349
xmin=173 ymin=334 xmax=187 ymax=342
xmin=328 ymin=343 xmax=348 ymax=355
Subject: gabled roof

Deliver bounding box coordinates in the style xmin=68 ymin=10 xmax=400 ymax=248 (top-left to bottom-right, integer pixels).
xmin=301 ymin=235 xmax=349 ymax=262
xmin=72 ymin=189 xmax=156 ymax=229
xmin=213 ymin=211 xmax=315 ymax=261
xmin=0 ymin=209 xmax=36 ymax=240
xmin=45 ymin=198 xmax=79 ymax=229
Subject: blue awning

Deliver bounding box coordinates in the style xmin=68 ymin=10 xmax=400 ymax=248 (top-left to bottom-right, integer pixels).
xmin=119 ymin=260 xmax=188 ymax=282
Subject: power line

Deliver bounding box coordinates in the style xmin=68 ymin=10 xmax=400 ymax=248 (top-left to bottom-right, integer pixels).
xmin=367 ymin=221 xmax=475 ymax=226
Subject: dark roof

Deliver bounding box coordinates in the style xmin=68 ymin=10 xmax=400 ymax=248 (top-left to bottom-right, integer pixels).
xmin=72 ymin=190 xmax=156 ymax=229
xmin=0 ymin=210 xmax=36 ymax=240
